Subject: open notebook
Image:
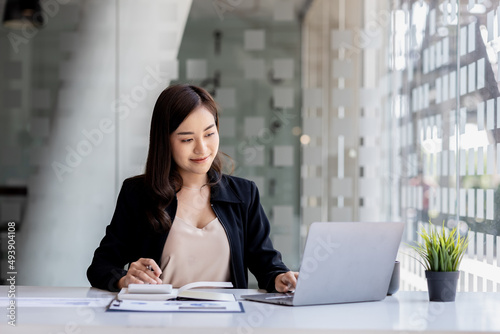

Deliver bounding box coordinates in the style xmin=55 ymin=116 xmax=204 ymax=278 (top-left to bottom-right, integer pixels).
xmin=117 ymin=281 xmax=235 ymax=302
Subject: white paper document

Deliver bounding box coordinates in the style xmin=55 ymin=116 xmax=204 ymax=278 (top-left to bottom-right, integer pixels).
xmin=0 ymin=297 xmax=113 ymax=308
xmin=108 ymin=300 xmax=244 ymax=313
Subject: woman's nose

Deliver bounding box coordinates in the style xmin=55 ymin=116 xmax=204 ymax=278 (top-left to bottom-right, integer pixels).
xmin=194 ymin=139 xmax=207 ymax=153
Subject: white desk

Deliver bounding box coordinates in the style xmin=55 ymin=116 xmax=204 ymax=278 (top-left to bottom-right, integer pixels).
xmin=1 ymin=286 xmax=500 ymax=333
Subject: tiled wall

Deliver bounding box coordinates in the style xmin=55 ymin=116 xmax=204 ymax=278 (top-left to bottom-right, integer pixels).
xmin=172 ymin=0 xmax=303 ymax=277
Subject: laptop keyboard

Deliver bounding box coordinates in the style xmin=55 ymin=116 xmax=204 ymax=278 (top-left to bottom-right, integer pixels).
xmin=263 ymin=292 xmax=294 ymax=300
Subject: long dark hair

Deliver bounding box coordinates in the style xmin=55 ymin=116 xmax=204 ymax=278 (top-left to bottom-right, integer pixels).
xmin=144 ymin=84 xmax=223 ymax=232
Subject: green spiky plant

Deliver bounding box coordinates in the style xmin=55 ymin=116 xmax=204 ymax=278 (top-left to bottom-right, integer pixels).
xmin=409 ymin=221 xmax=469 ymax=272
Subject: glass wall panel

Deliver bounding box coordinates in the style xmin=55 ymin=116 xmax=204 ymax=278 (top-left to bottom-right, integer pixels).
xmin=304 ymin=0 xmax=500 ymax=292
xmin=392 ymin=0 xmax=500 ymax=292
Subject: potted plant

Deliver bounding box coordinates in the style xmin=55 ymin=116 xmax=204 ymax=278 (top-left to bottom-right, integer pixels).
xmin=409 ymin=221 xmax=469 ymax=302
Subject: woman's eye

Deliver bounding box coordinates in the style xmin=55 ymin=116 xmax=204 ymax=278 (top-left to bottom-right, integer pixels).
xmin=206 ymin=132 xmax=215 ymax=137
xmin=181 ymin=138 xmax=192 ymax=143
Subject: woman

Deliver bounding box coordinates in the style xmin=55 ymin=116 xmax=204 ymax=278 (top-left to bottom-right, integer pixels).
xmin=87 ymin=84 xmax=298 ymax=292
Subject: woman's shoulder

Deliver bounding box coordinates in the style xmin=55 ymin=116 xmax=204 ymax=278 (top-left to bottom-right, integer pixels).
xmin=218 ymin=174 xmax=259 ymax=200
xmin=220 ymin=174 xmax=256 ymax=189
xmin=215 ymin=174 xmax=262 ymax=206
xmin=121 ymin=174 xmax=148 ymax=195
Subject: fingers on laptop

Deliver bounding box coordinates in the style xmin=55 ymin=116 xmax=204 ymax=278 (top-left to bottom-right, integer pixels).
xmin=275 ymin=271 xmax=298 ymax=292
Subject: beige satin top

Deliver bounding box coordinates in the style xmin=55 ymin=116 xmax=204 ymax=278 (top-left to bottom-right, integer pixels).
xmin=159 ymin=216 xmax=231 ymax=288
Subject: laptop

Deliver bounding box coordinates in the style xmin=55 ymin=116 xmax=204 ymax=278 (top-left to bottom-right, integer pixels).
xmin=242 ymin=221 xmax=404 ymax=306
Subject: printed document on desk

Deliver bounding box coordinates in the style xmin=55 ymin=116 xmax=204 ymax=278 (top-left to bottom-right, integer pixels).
xmin=108 ymin=299 xmax=244 ymax=313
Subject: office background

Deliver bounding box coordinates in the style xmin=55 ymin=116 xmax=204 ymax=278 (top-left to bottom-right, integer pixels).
xmin=0 ymin=0 xmax=499 ymax=291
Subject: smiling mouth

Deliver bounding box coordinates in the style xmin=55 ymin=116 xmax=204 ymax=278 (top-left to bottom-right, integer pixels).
xmin=191 ymin=156 xmax=210 ymax=163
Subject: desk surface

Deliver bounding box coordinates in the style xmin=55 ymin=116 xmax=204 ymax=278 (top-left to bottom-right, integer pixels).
xmin=1 ymin=286 xmax=500 ymax=333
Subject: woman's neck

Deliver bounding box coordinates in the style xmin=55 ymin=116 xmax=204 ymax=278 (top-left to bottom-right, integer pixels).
xmin=180 ymin=173 xmax=208 ymax=189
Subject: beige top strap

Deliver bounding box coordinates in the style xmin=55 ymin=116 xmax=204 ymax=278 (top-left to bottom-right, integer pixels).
xmin=159 ymin=216 xmax=231 ymax=288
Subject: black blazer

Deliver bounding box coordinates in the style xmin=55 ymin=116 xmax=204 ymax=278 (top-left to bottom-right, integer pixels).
xmin=87 ymin=174 xmax=289 ymax=292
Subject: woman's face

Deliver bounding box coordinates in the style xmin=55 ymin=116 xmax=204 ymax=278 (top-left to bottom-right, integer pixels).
xmin=170 ymin=105 xmax=219 ymax=180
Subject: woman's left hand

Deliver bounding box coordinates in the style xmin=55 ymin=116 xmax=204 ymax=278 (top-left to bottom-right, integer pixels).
xmin=275 ymin=271 xmax=299 ymax=292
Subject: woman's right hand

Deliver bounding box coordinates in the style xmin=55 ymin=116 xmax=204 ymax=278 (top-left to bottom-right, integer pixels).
xmin=117 ymin=258 xmax=162 ymax=289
